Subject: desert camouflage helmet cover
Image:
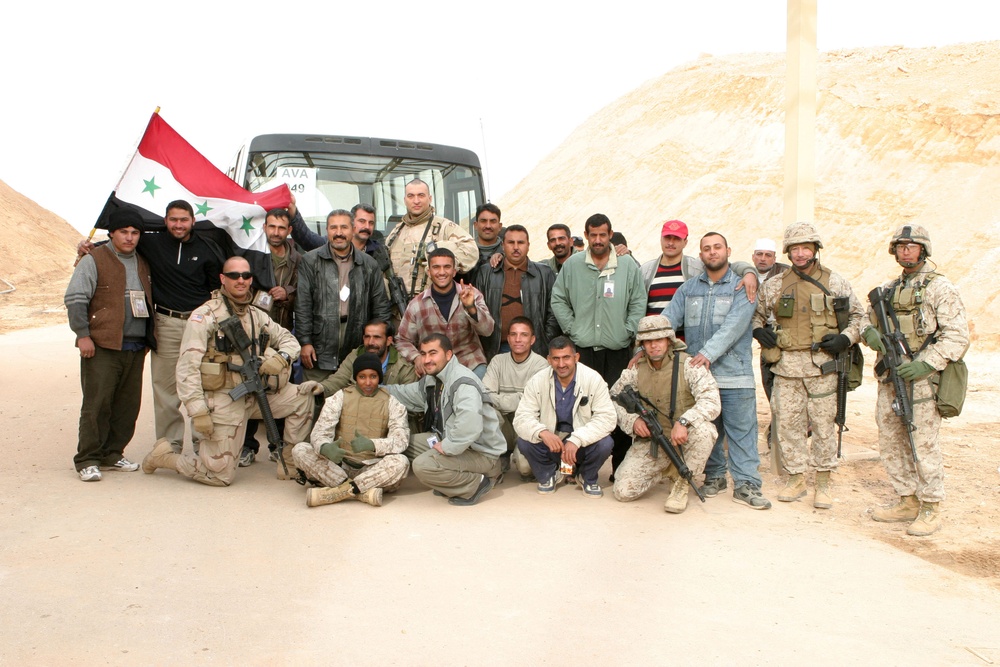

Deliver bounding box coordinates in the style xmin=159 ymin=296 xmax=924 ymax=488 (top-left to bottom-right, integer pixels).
xmin=782 ymin=221 xmax=823 ymax=253
xmin=889 ymin=224 xmax=932 ymax=257
xmin=636 ymin=315 xmax=676 ymax=342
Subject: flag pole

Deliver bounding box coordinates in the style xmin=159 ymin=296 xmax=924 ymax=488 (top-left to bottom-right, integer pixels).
xmin=76 ymin=107 xmax=162 ymax=266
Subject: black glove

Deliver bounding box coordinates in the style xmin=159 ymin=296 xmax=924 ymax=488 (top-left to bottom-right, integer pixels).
xmin=753 ymin=327 xmax=778 ymax=349
xmin=817 ymin=333 xmax=851 ymax=355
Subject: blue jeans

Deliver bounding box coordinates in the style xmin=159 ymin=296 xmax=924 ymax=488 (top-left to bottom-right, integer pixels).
xmin=705 ymin=387 xmax=762 ymax=488
xmin=517 ymin=436 xmax=613 ymax=485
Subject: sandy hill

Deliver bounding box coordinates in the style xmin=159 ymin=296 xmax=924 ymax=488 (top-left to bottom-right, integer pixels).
xmin=501 ymin=41 xmax=1000 ymax=348
xmin=0 ymin=179 xmax=82 ymax=333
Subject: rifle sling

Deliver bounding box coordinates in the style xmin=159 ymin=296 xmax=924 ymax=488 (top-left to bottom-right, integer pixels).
xmin=667 ymin=351 xmax=680 ymax=423
xmin=792 ymin=266 xmax=831 ymax=295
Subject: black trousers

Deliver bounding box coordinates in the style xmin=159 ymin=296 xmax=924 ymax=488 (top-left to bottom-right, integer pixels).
xmin=576 ymin=345 xmax=633 ymax=474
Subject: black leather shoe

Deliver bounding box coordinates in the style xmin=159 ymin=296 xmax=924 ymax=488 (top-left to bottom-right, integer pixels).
xmin=448 ymin=474 xmax=494 ymax=506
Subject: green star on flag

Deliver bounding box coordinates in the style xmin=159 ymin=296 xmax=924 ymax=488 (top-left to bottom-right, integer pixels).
xmin=196 ymin=201 xmax=213 ymax=216
xmin=240 ymin=216 xmax=254 ymax=235
xmin=141 ymin=176 xmax=161 ymax=197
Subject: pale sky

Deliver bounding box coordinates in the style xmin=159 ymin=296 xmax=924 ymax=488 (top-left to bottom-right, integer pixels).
xmin=2 ymin=1 xmax=997 ymax=233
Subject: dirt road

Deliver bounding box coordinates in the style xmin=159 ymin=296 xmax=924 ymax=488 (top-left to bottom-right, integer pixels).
xmin=1 ymin=325 xmax=998 ymax=665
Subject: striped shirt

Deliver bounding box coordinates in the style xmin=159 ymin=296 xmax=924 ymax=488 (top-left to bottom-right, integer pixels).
xmin=646 ymin=262 xmax=684 ymax=315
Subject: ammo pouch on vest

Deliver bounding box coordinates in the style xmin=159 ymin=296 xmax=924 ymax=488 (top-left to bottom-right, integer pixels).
xmin=931 ymin=358 xmax=967 ymax=418
xmin=810 ymin=294 xmax=842 ymax=343
xmin=200 ymin=361 xmax=228 ymax=391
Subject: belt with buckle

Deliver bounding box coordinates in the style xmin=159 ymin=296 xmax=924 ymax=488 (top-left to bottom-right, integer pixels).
xmin=154 ymin=305 xmax=192 ymax=319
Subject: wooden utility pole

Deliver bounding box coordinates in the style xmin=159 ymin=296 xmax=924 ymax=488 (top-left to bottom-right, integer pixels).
xmin=784 ymin=0 xmax=816 ymax=224
xmin=772 ymin=0 xmax=817 ymax=475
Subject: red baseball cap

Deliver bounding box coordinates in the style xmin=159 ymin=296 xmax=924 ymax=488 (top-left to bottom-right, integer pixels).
xmin=661 ymin=219 xmax=688 ymax=239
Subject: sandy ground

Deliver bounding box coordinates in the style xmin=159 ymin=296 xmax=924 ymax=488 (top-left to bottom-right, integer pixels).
xmin=1 ymin=321 xmax=999 ymax=666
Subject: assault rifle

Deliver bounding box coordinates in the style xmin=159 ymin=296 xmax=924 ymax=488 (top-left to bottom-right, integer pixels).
xmin=867 ymin=286 xmax=919 ymax=462
xmin=372 ymin=242 xmax=410 ymax=317
xmin=219 ymin=316 xmax=289 ymax=475
xmin=612 ymin=386 xmax=705 ymax=502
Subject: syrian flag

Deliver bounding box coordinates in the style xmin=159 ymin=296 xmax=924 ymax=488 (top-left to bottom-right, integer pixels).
xmin=96 ymin=112 xmax=291 ymax=287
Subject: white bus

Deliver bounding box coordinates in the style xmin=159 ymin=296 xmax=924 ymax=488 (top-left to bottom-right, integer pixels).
xmin=226 ymin=134 xmax=486 ymax=235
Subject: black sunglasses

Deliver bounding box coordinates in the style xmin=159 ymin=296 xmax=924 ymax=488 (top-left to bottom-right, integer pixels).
xmin=223 ymin=271 xmax=253 ymax=280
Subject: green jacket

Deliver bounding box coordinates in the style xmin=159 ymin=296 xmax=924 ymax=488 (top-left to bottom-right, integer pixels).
xmin=319 ymin=344 xmax=416 ymax=397
xmin=551 ymin=249 xmax=646 ymax=350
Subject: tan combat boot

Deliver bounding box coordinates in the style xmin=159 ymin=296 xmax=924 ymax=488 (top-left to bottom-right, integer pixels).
xmin=142 ymin=438 xmax=180 ymax=474
xmin=664 ymin=479 xmax=690 ymax=514
xmin=306 ymin=482 xmax=356 ymax=507
xmin=906 ymin=502 xmax=941 ymax=536
xmin=777 ymin=473 xmax=807 ymax=502
xmin=872 ymin=495 xmax=920 ymax=523
xmin=357 ymin=487 xmax=383 ymax=507
xmin=813 ymin=471 xmax=833 ymax=509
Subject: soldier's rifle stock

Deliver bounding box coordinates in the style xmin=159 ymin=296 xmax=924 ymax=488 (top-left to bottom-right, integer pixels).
xmin=612 ymin=386 xmax=705 ymax=503
xmin=868 ymin=286 xmax=919 ymax=462
xmin=219 ymin=316 xmax=289 ymax=475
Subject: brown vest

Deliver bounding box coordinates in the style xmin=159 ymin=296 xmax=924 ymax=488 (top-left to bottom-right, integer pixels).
xmin=775 ymin=264 xmax=839 ymax=350
xmin=336 ymin=386 xmax=390 ymax=457
xmin=88 ymin=244 xmax=154 ymax=350
xmin=636 ymin=348 xmax=695 ymax=431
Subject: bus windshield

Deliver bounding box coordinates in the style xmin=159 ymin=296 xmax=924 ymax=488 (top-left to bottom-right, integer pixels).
xmin=229 ymin=135 xmax=484 ymax=235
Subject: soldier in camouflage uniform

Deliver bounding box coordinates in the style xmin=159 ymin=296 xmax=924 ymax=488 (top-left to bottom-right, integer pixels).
xmin=292 ymin=353 xmax=410 ymax=507
xmin=752 ymin=223 xmax=865 ymax=509
xmin=861 ymin=225 xmax=969 ymax=537
xmin=142 ymin=257 xmax=314 ymax=486
xmin=610 ymin=316 xmax=721 ymax=514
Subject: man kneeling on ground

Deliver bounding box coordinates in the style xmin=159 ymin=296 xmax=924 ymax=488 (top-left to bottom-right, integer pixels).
xmin=610 ymin=315 xmax=720 ymax=513
xmin=291 ymin=353 xmax=410 ymax=507
xmin=385 ymin=334 xmax=506 ymax=506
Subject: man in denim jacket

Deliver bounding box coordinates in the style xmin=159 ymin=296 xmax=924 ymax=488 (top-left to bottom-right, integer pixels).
xmin=663 ymin=232 xmax=771 ymax=510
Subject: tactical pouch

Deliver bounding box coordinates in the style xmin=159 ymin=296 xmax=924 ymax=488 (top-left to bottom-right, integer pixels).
xmin=761 ymin=345 xmax=782 ymax=364
xmin=776 ymin=328 xmax=792 ymax=351
xmin=810 ymin=294 xmax=840 ymax=343
xmin=200 ymin=362 xmax=227 ymax=391
xmin=847 ymin=344 xmax=864 ymax=391
xmin=932 ymin=359 xmax=967 ymax=418
xmin=777 ymin=293 xmax=795 ymax=318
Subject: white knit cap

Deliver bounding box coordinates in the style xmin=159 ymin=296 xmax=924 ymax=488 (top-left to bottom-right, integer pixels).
xmin=754 ymin=238 xmax=777 ymax=252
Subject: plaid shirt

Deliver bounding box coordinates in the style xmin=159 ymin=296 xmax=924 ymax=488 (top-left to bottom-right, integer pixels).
xmin=396 ymin=282 xmax=494 ymax=369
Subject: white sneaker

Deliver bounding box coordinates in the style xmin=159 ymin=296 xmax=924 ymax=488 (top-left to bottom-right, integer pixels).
xmin=79 ymin=466 xmax=102 ymax=482
xmin=102 ymin=457 xmax=140 ymax=472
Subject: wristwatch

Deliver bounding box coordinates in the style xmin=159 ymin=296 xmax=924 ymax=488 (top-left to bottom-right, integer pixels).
xmin=278 ymin=351 xmax=291 ymax=365
xmin=677 ymin=417 xmax=691 ymax=427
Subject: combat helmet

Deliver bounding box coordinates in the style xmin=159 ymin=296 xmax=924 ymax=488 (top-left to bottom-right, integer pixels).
xmin=782 ymin=222 xmax=823 ymax=254
xmin=889 ymin=224 xmax=932 ymax=258
xmin=636 ymin=315 xmax=676 ymax=342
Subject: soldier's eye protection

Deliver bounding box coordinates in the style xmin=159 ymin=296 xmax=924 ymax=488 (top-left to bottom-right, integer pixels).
xmin=223 ymin=271 xmax=253 ymax=280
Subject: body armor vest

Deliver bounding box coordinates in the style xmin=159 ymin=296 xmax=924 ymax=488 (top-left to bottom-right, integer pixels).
xmin=874 ymin=272 xmax=940 ymax=352
xmin=200 ymin=303 xmax=264 ymax=392
xmin=775 ymin=264 xmax=839 ymax=350
xmin=336 ymin=386 xmax=390 ymax=458
xmin=636 ymin=349 xmax=695 ymax=431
